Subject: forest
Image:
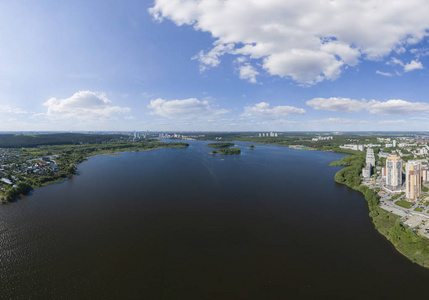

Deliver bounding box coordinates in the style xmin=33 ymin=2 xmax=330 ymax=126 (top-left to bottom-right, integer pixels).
xmin=0 ymin=133 xmax=127 ymax=148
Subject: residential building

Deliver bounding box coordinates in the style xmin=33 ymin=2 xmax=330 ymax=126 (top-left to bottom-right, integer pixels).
xmin=362 ymin=167 xmax=371 ymax=178
xmin=386 ymin=155 xmax=402 ymax=189
xmin=366 ymin=148 xmax=375 ymax=167
xmin=339 ymin=144 xmax=364 ymax=151
xmin=381 ymin=167 xmax=387 ymax=182
xmin=422 ymin=169 xmax=429 ymax=182
xmin=406 ymin=161 xmax=422 ymax=202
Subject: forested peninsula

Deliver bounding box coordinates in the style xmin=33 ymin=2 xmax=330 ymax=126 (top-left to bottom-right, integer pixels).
xmin=0 ymin=133 xmax=188 ymax=203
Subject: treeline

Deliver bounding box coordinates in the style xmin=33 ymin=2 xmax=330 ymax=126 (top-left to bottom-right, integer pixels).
xmin=217 ymin=147 xmax=241 ymax=155
xmin=332 ymin=154 xmax=366 ymax=189
xmin=206 ymin=142 xmax=241 ymax=155
xmin=198 ymin=133 xmax=385 ymax=154
xmin=206 ymin=142 xmax=235 ymax=148
xmin=332 ymin=153 xmax=429 ymax=267
xmin=4 ymin=182 xmax=32 ymax=201
xmin=0 ymin=133 xmax=127 ymax=148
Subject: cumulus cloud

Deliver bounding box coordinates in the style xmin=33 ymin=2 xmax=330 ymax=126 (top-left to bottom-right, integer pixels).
xmin=192 ymin=43 xmax=235 ymax=72
xmin=42 ymin=91 xmax=130 ymax=120
xmin=404 ymin=60 xmax=424 ymax=72
xmin=235 ymin=58 xmax=259 ymax=83
xmin=150 ymin=0 xmax=429 ymax=84
xmin=242 ymin=102 xmax=305 ymax=119
xmin=307 ymin=97 xmax=429 ymax=115
xmin=367 ymin=99 xmax=429 ymax=115
xmin=386 ymin=58 xmax=424 ymax=73
xmin=147 ymin=98 xmax=229 ymax=119
xmin=306 ymin=97 xmax=367 ymax=113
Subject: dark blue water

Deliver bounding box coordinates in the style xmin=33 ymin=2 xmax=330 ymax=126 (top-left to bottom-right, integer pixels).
xmin=1 ymin=140 xmax=429 ymax=299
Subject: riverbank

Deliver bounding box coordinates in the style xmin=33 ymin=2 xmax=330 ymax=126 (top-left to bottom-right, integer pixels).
xmin=289 ymin=145 xmax=316 ymax=150
xmin=331 ymin=154 xmax=429 ymax=268
xmin=0 ymin=141 xmax=189 ymax=203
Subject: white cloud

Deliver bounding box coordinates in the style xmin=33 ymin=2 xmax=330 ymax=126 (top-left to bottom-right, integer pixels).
xmin=236 ymin=61 xmax=259 ymax=84
xmin=404 ymin=60 xmax=424 ymax=72
xmin=386 ymin=58 xmax=423 ymax=73
xmin=42 ymin=91 xmax=130 ymax=120
xmin=306 ymin=97 xmax=366 ymax=113
xmin=378 ymin=119 xmax=406 ymax=124
xmin=310 ymin=118 xmax=367 ymax=124
xmin=150 ymin=0 xmax=429 ymax=84
xmin=192 ymin=43 xmax=235 ymax=72
xmin=147 ymin=97 xmax=229 ymax=119
xmin=368 ymin=99 xmax=429 ymax=115
xmin=307 ymin=97 xmax=429 ymax=115
xmin=389 ymin=57 xmax=404 ymax=66
xmin=242 ymin=102 xmax=305 ymax=119
xmin=376 ymin=70 xmax=393 ymax=77
xmin=0 ymin=105 xmax=27 ymax=114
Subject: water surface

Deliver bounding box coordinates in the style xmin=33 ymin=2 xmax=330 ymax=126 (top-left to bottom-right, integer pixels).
xmin=1 ymin=141 xmax=428 ymax=299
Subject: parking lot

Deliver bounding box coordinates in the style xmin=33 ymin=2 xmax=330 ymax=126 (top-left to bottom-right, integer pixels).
xmin=401 ymin=214 xmax=429 ymax=237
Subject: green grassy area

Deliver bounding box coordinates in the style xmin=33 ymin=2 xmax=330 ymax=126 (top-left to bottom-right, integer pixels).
xmin=373 ymin=209 xmax=400 ymax=236
xmin=415 ymin=207 xmax=424 ymax=212
xmin=390 ymin=192 xmax=404 ymax=201
xmin=372 ymin=209 xmax=429 ymax=267
xmin=395 ymin=200 xmax=413 ymax=209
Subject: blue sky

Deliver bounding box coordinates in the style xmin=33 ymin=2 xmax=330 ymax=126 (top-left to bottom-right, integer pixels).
xmin=2 ymin=0 xmax=429 ymax=131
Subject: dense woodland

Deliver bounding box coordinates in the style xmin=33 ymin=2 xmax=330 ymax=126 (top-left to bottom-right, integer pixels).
xmin=0 ymin=133 xmax=127 ymax=148
xmin=206 ymin=142 xmax=241 ymax=155
xmin=206 ymin=142 xmax=235 ymax=148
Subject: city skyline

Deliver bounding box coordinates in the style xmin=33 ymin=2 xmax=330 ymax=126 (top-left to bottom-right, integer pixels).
xmin=2 ymin=1 xmax=429 ymax=131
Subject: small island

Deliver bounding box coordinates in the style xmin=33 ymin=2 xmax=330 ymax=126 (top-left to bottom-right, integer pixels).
xmin=206 ymin=142 xmax=235 ymax=149
xmin=206 ymin=142 xmax=241 ymax=155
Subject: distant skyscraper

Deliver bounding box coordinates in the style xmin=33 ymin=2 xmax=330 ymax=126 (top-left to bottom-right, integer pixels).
xmin=406 ymin=161 xmax=422 ymax=202
xmin=386 ymin=155 xmax=402 ymax=189
xmin=393 ymin=140 xmax=396 ymax=147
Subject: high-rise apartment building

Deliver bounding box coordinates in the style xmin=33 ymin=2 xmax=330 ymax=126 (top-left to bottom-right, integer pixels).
xmin=386 ymin=155 xmax=402 ymax=189
xmin=366 ymin=148 xmax=375 ymax=167
xmin=406 ymin=161 xmax=422 ymax=202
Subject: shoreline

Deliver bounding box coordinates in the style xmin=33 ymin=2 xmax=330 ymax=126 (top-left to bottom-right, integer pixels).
xmin=329 ymin=152 xmax=429 ymax=269
xmin=1 ymin=143 xmax=188 ymax=204
xmin=4 ymin=139 xmax=428 ymax=268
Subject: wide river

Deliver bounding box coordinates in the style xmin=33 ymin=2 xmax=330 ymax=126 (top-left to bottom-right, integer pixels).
xmin=1 ymin=140 xmax=429 ymax=299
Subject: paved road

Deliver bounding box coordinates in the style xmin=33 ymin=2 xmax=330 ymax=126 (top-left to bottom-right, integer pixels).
xmin=379 ymin=202 xmax=407 ymax=217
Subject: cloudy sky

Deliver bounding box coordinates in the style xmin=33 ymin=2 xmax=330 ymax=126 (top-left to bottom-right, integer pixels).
xmin=2 ymin=0 xmax=429 ymax=131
